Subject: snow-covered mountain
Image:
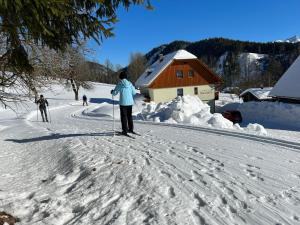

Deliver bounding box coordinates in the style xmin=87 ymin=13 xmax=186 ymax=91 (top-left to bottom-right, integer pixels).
xmin=276 ymin=35 xmax=300 ymax=43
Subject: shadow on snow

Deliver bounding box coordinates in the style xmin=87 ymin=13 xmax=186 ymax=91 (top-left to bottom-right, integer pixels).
xmin=89 ymin=98 xmax=119 ymax=105
xmin=5 ymin=131 xmax=115 ymax=143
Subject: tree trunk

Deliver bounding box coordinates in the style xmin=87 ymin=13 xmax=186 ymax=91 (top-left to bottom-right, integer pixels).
xmin=75 ymin=90 xmax=79 ymax=101
xmin=70 ymin=78 xmax=79 ymax=100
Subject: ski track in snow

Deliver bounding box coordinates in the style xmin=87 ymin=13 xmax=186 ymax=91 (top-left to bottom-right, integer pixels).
xmin=0 ymin=102 xmax=300 ymax=225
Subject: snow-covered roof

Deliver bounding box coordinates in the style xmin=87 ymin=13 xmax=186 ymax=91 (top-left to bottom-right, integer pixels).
xmin=135 ymin=49 xmax=197 ymax=87
xmin=269 ymin=55 xmax=300 ymax=99
xmin=241 ymin=87 xmax=273 ymax=100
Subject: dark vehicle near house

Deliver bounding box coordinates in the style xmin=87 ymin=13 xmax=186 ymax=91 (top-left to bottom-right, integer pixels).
xmin=222 ymin=110 xmax=242 ymax=123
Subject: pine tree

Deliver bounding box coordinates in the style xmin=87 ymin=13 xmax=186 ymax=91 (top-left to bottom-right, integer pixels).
xmin=0 ymin=0 xmax=152 ymax=103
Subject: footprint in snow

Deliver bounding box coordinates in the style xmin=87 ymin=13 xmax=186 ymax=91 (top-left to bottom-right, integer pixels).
xmin=160 ymin=170 xmax=171 ymax=178
xmin=190 ymin=209 xmax=206 ymax=225
xmin=136 ymin=174 xmax=143 ymax=185
xmin=244 ymin=169 xmax=264 ymax=181
xmin=144 ymin=158 xmax=150 ymax=166
xmin=176 ymin=174 xmax=185 ymax=183
xmin=191 ymin=170 xmax=207 ymax=186
xmin=293 ymin=215 xmax=299 ymax=221
xmin=193 ymin=193 xmax=206 ymax=208
xmin=188 ymin=157 xmax=199 ymax=164
xmin=246 ymin=164 xmax=260 ymax=170
xmin=191 ymin=148 xmax=199 ymax=154
xmin=167 ymin=186 xmax=175 ymax=198
xmin=166 ymin=149 xmax=175 ymax=155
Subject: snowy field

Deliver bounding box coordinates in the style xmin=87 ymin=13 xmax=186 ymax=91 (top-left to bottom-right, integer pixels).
xmin=0 ymin=83 xmax=300 ymax=225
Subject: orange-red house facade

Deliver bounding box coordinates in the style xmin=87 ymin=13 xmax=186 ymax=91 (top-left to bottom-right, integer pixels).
xmin=135 ymin=50 xmax=221 ymax=112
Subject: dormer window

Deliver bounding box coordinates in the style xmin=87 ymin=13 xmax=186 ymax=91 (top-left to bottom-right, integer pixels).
xmin=145 ymin=68 xmax=153 ymax=77
xmin=188 ymin=70 xmax=194 ymax=77
xmin=176 ymin=70 xmax=183 ymax=78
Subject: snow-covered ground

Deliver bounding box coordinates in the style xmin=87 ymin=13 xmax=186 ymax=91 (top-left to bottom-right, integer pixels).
xmin=1 ymin=83 xmax=300 ymax=225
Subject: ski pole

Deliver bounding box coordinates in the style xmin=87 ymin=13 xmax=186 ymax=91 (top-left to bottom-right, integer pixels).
xmin=47 ymin=106 xmax=51 ymax=123
xmin=112 ymin=95 xmax=115 ymax=137
xmin=37 ymin=104 xmax=39 ymax=121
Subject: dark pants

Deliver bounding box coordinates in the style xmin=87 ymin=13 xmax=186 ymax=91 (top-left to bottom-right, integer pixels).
xmin=120 ymin=105 xmax=133 ymax=134
xmin=40 ymin=107 xmax=48 ymax=122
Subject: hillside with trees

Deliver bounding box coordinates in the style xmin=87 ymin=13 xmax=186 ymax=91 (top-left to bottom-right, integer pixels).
xmin=144 ymin=38 xmax=300 ymax=91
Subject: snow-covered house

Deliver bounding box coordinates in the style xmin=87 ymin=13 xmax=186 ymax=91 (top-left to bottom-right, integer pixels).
xmin=135 ymin=50 xmax=221 ymax=112
xmin=240 ymin=87 xmax=273 ymax=102
xmin=269 ymin=55 xmax=300 ymax=103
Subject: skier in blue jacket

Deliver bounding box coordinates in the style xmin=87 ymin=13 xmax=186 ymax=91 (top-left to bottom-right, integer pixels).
xmin=111 ymin=71 xmax=137 ymax=135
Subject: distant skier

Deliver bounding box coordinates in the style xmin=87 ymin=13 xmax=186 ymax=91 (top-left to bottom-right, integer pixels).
xmin=111 ymin=71 xmax=136 ymax=136
xmin=83 ymin=94 xmax=88 ymax=106
xmin=36 ymin=95 xmax=49 ymax=122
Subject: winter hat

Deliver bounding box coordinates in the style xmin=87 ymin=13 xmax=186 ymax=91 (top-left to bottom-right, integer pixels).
xmin=119 ymin=70 xmax=127 ymax=80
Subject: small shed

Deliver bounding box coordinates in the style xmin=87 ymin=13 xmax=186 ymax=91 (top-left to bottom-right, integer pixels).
xmin=135 ymin=50 xmax=221 ymax=112
xmin=240 ymin=87 xmax=273 ymax=102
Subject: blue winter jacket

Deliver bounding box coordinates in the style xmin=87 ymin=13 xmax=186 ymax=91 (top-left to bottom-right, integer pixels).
xmin=112 ymin=79 xmax=136 ymax=106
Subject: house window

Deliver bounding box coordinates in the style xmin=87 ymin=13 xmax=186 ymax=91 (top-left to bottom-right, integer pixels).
xmin=177 ymin=88 xmax=183 ymax=97
xmin=176 ymin=70 xmax=183 ymax=78
xmin=188 ymin=70 xmax=194 ymax=77
xmin=194 ymin=87 xmax=198 ymax=95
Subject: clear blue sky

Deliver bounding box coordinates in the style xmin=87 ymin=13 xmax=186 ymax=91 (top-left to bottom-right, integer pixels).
xmin=87 ymin=0 xmax=300 ymax=66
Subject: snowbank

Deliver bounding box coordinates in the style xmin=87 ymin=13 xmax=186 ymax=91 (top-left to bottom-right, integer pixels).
xmin=137 ymin=95 xmax=267 ymax=135
xmin=246 ymin=123 xmax=268 ymax=136
xmin=221 ymin=101 xmax=300 ymax=130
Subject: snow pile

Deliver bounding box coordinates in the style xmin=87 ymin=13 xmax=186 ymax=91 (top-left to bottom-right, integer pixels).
xmin=207 ymin=113 xmax=234 ymax=129
xmin=221 ymin=101 xmax=300 ymax=130
xmin=140 ymin=95 xmax=215 ymax=125
xmin=138 ymin=95 xmax=267 ymax=134
xmin=246 ymin=123 xmax=268 ymax=136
